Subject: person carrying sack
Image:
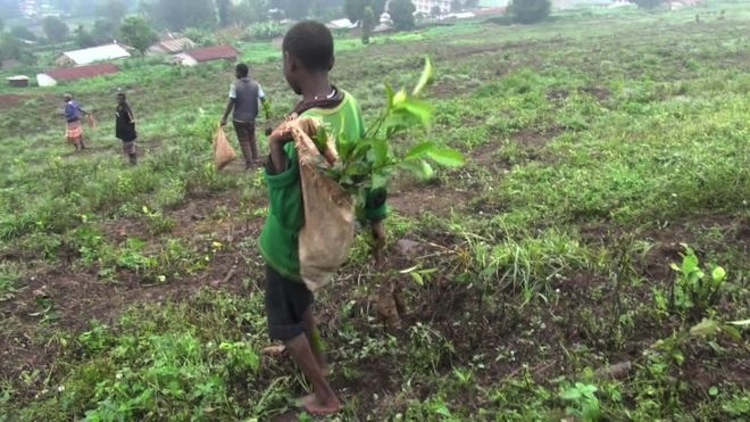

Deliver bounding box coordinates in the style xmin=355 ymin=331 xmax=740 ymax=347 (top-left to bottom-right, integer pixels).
xmin=259 ymin=21 xmax=387 ymax=416
xmin=220 ymin=63 xmax=269 ymax=170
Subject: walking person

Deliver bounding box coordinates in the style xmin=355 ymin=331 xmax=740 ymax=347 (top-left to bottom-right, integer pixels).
xmin=258 ymin=21 xmax=387 ymax=416
xmin=63 ymin=94 xmax=90 ymax=150
xmin=115 ymin=92 xmax=138 ymax=165
xmin=220 ymin=63 xmax=269 ymax=170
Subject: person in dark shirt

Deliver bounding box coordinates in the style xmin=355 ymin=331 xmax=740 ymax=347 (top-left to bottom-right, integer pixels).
xmin=220 ymin=63 xmax=269 ymax=170
xmin=115 ymin=92 xmax=138 ymax=165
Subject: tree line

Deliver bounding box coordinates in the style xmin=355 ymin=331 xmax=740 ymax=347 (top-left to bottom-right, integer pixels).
xmin=0 ymin=0 xmax=674 ymax=65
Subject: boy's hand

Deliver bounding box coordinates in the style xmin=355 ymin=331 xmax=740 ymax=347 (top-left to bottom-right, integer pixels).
xmin=269 ymin=125 xmax=293 ymax=144
xmin=371 ymin=220 xmax=386 ymax=266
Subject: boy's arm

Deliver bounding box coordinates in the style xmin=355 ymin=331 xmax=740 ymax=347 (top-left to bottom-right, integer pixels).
xmin=220 ymin=99 xmax=234 ymax=126
xmin=220 ymin=84 xmax=236 ymax=126
xmin=268 ymin=127 xmax=294 ymax=173
xmin=126 ymin=105 xmax=135 ymax=124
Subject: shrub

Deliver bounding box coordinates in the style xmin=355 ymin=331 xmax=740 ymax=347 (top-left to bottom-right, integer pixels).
xmin=508 ymin=0 xmax=551 ymax=24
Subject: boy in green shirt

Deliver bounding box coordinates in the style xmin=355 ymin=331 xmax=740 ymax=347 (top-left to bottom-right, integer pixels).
xmin=260 ymin=21 xmax=387 ymax=415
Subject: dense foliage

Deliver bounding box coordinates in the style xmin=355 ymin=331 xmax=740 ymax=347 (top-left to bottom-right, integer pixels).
xmin=345 ymin=0 xmax=387 ymax=25
xmin=313 ymin=58 xmax=465 ymax=198
xmin=509 ymin=0 xmax=551 ymax=24
xmin=119 ymin=16 xmax=159 ymax=55
xmin=42 ymin=16 xmax=70 ymax=43
xmin=388 ymin=0 xmax=417 ymax=31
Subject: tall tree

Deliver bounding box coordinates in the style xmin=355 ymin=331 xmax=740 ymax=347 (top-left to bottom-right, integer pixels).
xmin=508 ymin=0 xmax=551 ymax=24
xmin=97 ymin=0 xmax=129 ymax=25
xmin=43 ymin=16 xmax=69 ymax=43
xmin=92 ymin=19 xmax=116 ymax=44
xmin=74 ymin=24 xmax=97 ymax=48
xmin=217 ymin=0 xmax=231 ymax=27
xmin=345 ymin=0 xmax=386 ymax=25
xmin=0 ymin=34 xmax=22 ymax=61
xmin=344 ymin=0 xmax=364 ymax=23
xmin=119 ymin=16 xmax=158 ymax=54
xmin=142 ymin=0 xmax=217 ymax=30
xmin=388 ymin=0 xmax=415 ymax=31
xmin=361 ymin=5 xmax=374 ymax=44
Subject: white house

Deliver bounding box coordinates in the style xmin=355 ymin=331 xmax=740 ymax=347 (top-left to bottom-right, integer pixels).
xmin=326 ymin=18 xmax=358 ymax=30
xmin=56 ymin=44 xmax=131 ymax=67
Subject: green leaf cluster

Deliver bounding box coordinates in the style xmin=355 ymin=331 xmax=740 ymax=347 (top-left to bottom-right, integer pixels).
xmin=314 ymin=57 xmax=465 ymax=200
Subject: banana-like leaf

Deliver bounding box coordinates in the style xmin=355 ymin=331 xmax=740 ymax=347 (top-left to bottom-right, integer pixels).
xmin=427 ymin=148 xmax=466 ymax=167
xmin=412 ymin=56 xmax=434 ymax=97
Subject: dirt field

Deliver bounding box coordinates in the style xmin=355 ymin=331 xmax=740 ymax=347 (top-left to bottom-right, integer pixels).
xmin=1 ymin=8 xmax=750 ymax=421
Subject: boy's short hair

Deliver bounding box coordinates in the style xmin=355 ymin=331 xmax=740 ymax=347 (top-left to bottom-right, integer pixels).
xmin=282 ymin=20 xmax=334 ymax=72
xmin=236 ymin=63 xmax=249 ymax=77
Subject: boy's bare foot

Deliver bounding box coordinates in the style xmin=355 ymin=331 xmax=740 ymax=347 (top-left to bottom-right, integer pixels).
xmin=298 ymin=393 xmax=341 ymax=416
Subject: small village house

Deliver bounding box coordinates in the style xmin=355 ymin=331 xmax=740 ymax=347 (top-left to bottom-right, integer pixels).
xmin=36 ymin=64 xmax=119 ymax=87
xmin=6 ymin=76 xmax=30 ymax=88
xmin=148 ymin=37 xmax=196 ymax=55
xmin=56 ymin=44 xmax=131 ymax=67
xmin=172 ymin=45 xmax=239 ymax=67
xmin=326 ymin=18 xmax=358 ymax=30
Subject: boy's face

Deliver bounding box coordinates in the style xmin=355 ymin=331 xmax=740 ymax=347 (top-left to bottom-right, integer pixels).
xmin=117 ymin=94 xmax=125 ymax=105
xmin=283 ymin=51 xmax=302 ymax=96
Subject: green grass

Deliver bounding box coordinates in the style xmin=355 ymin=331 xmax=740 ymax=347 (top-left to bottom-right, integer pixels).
xmin=1 ymin=3 xmax=750 ymax=421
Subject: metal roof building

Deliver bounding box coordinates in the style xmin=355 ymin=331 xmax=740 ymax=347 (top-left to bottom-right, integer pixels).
xmin=56 ymin=44 xmax=131 ymax=67
xmin=173 ymin=45 xmax=239 ymax=67
xmin=36 ymin=64 xmax=120 ymax=87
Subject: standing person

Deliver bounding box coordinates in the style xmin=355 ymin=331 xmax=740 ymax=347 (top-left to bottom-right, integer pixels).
xmin=259 ymin=21 xmax=387 ymax=416
xmin=115 ymin=92 xmax=138 ymax=165
xmin=63 ymin=94 xmax=89 ymax=150
xmin=220 ymin=63 xmax=269 ymax=170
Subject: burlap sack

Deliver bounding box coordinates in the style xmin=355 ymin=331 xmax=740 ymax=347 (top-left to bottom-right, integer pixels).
xmin=214 ymin=126 xmax=237 ymax=170
xmin=290 ymin=118 xmax=355 ymax=292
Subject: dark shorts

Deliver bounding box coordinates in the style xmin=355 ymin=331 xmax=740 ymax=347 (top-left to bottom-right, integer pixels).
xmin=265 ymin=265 xmax=313 ymax=342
